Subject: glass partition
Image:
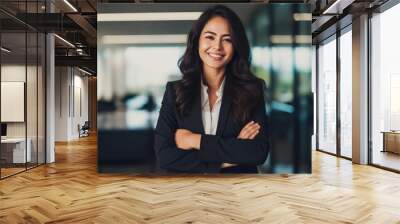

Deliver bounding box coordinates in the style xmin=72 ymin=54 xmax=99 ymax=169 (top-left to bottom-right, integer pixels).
xmin=38 ymin=32 xmax=46 ymax=165
xmin=27 ymin=30 xmax=38 ymax=169
xmin=0 ymin=1 xmax=46 ymax=179
xmin=317 ymin=36 xmax=337 ymax=155
xmin=1 ymin=29 xmax=28 ymax=177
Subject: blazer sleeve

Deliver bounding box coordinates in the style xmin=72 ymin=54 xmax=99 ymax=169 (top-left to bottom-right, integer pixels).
xmin=198 ymin=95 xmax=269 ymax=165
xmin=154 ymin=82 xmax=210 ymax=172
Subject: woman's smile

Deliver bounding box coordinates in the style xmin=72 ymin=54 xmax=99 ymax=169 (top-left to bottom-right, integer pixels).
xmin=207 ymin=52 xmax=225 ymax=61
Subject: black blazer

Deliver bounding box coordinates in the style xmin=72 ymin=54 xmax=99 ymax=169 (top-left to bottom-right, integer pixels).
xmin=154 ymin=78 xmax=269 ymax=173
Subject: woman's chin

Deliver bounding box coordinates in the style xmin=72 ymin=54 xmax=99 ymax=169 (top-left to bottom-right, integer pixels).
xmin=204 ymin=61 xmax=226 ymax=70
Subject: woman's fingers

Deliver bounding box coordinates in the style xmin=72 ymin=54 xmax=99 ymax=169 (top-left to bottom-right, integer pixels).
xmin=242 ymin=121 xmax=255 ymax=130
xmin=241 ymin=123 xmax=259 ymax=137
xmin=238 ymin=122 xmax=260 ymax=139
xmin=244 ymin=125 xmax=260 ymax=139
xmin=238 ymin=121 xmax=254 ymax=137
xmin=239 ymin=125 xmax=251 ymax=138
xmin=248 ymin=129 xmax=260 ymax=139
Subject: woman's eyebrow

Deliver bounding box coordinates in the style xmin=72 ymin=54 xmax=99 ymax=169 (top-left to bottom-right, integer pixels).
xmin=204 ymin=31 xmax=231 ymax=37
xmin=204 ymin=31 xmax=216 ymax=35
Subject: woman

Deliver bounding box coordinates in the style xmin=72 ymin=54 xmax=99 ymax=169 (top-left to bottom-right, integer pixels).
xmin=154 ymin=5 xmax=269 ymax=173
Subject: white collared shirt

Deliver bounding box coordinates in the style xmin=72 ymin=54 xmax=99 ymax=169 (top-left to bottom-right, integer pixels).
xmin=201 ymin=78 xmax=236 ymax=169
xmin=200 ymin=78 xmax=225 ymax=135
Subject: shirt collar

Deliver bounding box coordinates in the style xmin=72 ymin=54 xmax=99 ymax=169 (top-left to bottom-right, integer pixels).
xmin=201 ymin=76 xmax=226 ymax=107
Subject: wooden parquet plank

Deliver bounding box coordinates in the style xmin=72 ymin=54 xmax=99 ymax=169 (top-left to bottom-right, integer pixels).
xmin=0 ymin=135 xmax=400 ymax=223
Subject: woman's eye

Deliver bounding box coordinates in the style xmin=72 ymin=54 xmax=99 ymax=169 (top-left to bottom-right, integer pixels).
xmin=224 ymin=39 xmax=232 ymax=42
xmin=205 ymin=36 xmax=214 ymax=40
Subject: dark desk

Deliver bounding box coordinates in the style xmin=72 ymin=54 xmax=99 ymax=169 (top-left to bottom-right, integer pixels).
xmin=97 ymin=110 xmax=159 ymax=173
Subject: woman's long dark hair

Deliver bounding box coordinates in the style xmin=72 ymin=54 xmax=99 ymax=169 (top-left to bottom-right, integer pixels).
xmin=176 ymin=4 xmax=264 ymax=123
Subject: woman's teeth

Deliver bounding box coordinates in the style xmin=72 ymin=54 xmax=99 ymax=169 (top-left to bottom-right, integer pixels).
xmin=208 ymin=53 xmax=223 ymax=60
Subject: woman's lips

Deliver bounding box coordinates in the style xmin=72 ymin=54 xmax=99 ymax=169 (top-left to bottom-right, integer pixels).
xmin=207 ymin=52 xmax=225 ymax=61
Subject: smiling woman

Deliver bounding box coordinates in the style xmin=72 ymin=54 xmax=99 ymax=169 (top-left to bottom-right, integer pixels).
xmin=154 ymin=5 xmax=269 ymax=173
xmin=97 ymin=2 xmax=313 ymax=174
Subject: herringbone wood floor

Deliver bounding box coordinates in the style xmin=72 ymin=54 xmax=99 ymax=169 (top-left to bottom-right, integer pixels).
xmin=1 ymin=135 xmax=400 ymax=224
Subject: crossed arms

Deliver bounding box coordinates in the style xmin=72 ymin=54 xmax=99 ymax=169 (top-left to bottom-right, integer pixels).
xmin=154 ymin=82 xmax=269 ymax=173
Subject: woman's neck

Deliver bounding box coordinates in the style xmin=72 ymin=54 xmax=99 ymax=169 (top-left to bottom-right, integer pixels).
xmin=202 ymin=66 xmax=225 ymax=91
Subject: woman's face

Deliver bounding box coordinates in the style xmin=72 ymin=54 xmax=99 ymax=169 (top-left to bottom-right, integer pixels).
xmin=198 ymin=16 xmax=234 ymax=71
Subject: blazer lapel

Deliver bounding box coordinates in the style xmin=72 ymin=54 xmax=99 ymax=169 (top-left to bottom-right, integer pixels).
xmin=187 ymin=85 xmax=205 ymax=135
xmin=216 ymin=78 xmax=232 ymax=136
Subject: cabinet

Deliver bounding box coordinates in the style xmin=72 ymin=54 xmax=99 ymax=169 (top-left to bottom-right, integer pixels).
xmin=382 ymin=132 xmax=400 ymax=154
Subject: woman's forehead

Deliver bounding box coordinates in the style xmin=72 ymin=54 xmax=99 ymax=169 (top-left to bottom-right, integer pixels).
xmin=201 ymin=16 xmax=231 ymax=35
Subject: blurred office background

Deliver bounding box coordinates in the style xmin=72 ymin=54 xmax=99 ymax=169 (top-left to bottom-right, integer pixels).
xmin=97 ymin=3 xmax=312 ymax=173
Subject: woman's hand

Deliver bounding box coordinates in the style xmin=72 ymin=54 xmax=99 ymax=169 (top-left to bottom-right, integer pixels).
xmin=175 ymin=129 xmax=201 ymax=150
xmin=237 ymin=121 xmax=260 ymax=139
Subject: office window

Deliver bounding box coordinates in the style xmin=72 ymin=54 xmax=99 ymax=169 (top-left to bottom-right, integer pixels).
xmin=371 ymin=3 xmax=400 ymax=171
xmin=312 ymin=46 xmax=317 ymax=150
xmin=339 ymin=29 xmax=352 ymax=158
xmin=317 ymin=37 xmax=337 ymax=154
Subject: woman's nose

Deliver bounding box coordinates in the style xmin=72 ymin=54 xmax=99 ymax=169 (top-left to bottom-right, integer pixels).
xmin=212 ymin=39 xmax=223 ymax=50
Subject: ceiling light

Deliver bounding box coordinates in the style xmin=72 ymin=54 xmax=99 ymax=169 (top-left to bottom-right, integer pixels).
xmin=293 ymin=13 xmax=312 ymax=21
xmin=270 ymin=35 xmax=312 ymax=44
xmin=101 ymin=34 xmax=187 ymax=45
xmin=295 ymin=35 xmax=312 ymax=44
xmin=78 ymin=67 xmax=93 ymax=76
xmin=63 ymin=0 xmax=78 ymax=12
xmin=322 ymin=0 xmax=354 ymax=15
xmin=270 ymin=35 xmax=293 ymax=44
xmin=98 ymin=12 xmax=202 ymax=22
xmin=1 ymin=47 xmax=11 ymax=53
xmin=54 ymin=34 xmax=75 ymax=48
xmin=323 ymin=0 xmax=341 ymax=14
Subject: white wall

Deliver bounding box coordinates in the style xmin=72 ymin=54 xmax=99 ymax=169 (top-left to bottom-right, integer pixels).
xmin=55 ymin=67 xmax=69 ymax=141
xmin=1 ymin=65 xmax=26 ymax=144
xmin=55 ymin=67 xmax=89 ymax=141
xmin=1 ymin=65 xmax=26 ymax=133
xmin=1 ymin=63 xmax=46 ymax=164
xmin=1 ymin=65 xmax=35 ymax=138
xmin=71 ymin=73 xmax=89 ymax=138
